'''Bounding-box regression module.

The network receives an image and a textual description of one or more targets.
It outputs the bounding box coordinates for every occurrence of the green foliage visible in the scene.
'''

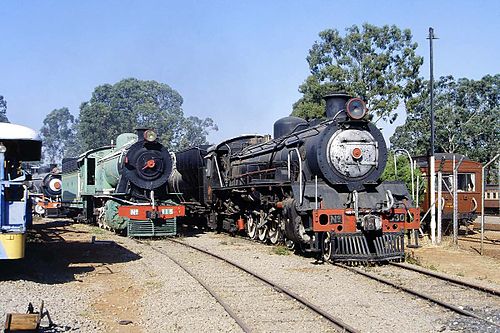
[292,23,423,121]
[64,118,81,158]
[0,95,9,123]
[39,107,78,164]
[77,78,217,152]
[177,116,218,150]
[391,74,500,164]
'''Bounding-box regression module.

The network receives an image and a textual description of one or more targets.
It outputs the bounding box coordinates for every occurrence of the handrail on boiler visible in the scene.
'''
[287,148,303,205]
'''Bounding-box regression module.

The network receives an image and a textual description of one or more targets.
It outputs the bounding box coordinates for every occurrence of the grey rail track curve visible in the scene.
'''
[133,239,252,332]
[389,261,500,297]
[335,264,500,329]
[136,238,360,333]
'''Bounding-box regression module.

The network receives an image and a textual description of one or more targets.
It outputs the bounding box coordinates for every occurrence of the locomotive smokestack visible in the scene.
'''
[135,128,146,141]
[323,93,350,118]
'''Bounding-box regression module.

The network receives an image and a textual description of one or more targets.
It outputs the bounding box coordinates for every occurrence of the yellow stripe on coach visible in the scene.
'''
[0,233,26,259]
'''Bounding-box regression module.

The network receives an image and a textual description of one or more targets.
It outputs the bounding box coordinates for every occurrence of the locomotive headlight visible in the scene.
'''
[0,143,6,153]
[49,178,62,192]
[346,98,367,120]
[144,129,157,142]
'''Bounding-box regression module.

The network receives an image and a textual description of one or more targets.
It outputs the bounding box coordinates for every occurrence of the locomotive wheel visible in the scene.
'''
[246,215,258,239]
[268,220,282,245]
[268,227,279,245]
[283,199,310,244]
[257,225,268,242]
[322,232,333,262]
[34,204,45,216]
[285,237,295,250]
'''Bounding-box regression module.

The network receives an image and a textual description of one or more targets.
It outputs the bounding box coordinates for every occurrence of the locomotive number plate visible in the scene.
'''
[161,208,174,215]
[130,209,139,216]
[389,213,406,222]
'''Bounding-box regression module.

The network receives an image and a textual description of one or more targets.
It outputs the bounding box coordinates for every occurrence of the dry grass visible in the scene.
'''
[271,245,291,256]
[405,250,422,266]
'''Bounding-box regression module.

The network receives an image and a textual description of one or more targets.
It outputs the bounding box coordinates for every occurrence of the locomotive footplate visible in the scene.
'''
[329,231,405,263]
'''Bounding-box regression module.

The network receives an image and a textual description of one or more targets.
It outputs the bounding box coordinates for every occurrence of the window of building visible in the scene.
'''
[441,173,476,192]
[442,174,451,191]
[457,173,475,192]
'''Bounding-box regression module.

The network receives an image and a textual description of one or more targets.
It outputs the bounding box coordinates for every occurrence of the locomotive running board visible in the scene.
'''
[330,232,405,263]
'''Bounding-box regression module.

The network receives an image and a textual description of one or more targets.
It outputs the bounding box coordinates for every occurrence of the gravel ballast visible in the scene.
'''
[2,220,499,332]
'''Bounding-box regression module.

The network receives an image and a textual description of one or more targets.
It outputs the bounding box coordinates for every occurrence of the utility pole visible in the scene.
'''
[453,155,465,245]
[437,170,442,244]
[428,27,438,245]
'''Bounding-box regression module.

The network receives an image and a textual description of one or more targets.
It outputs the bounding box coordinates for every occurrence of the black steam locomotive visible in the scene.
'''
[61,129,185,237]
[170,93,420,262]
[30,165,63,217]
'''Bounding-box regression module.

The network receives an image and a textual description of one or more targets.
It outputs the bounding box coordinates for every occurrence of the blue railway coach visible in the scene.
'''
[0,123,41,259]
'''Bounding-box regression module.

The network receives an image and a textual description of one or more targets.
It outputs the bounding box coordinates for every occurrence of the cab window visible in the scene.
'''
[457,173,475,192]
[442,173,475,192]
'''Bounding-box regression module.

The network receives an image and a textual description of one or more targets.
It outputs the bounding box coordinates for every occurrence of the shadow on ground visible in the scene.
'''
[0,220,141,284]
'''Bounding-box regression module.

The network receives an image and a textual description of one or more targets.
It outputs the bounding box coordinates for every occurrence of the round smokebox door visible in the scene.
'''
[327,129,378,178]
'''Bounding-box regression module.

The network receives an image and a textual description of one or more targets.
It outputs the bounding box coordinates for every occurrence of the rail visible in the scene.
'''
[160,238,360,333]
[133,239,251,332]
[335,264,500,328]
[389,262,500,296]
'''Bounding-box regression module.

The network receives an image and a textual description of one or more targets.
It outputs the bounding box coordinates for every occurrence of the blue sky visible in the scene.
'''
[0,0,498,145]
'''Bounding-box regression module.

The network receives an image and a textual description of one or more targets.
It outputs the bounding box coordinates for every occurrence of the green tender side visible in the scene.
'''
[61,170,80,205]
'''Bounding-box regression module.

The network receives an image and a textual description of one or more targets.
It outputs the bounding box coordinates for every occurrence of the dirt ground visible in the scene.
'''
[60,223,145,333]
[410,230,500,285]
[11,219,145,332]
[4,218,499,332]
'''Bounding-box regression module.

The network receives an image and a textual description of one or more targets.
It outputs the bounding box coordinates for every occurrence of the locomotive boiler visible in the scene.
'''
[62,129,185,236]
[170,93,420,262]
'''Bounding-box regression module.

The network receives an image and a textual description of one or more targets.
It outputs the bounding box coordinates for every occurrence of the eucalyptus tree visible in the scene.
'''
[391,74,500,163]
[78,78,217,151]
[39,107,78,164]
[292,23,423,122]
[0,95,9,123]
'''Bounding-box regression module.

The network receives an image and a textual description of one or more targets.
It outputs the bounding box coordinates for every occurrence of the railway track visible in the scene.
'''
[458,236,500,246]
[389,261,500,296]
[182,229,500,329]
[335,263,500,330]
[135,238,359,333]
